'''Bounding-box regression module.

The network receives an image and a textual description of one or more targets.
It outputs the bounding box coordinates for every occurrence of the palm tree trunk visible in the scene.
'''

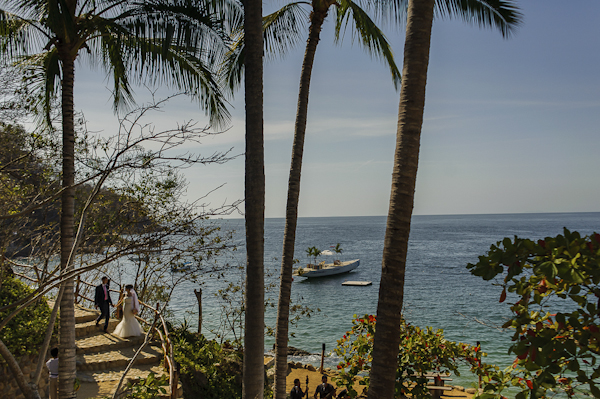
[367,0,434,398]
[58,54,77,399]
[243,0,265,395]
[273,8,329,399]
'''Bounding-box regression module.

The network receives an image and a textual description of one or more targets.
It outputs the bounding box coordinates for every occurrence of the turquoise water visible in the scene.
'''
[168,212,600,390]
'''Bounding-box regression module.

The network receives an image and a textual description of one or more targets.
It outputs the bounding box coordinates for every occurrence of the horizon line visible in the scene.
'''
[216,210,600,220]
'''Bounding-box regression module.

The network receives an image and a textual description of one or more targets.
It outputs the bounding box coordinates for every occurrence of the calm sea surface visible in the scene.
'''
[168,212,600,390]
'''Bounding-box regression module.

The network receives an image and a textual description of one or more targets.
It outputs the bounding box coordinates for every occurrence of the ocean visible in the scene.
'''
[168,212,600,390]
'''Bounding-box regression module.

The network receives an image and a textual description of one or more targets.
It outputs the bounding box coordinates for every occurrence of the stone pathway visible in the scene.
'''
[72,303,181,398]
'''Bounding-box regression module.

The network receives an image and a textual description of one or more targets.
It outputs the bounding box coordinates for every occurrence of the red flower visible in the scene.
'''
[337,365,342,370]
[538,240,546,249]
[526,380,533,390]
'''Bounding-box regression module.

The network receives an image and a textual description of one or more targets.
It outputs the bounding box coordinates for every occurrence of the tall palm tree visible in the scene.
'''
[222,3,399,397]
[0,1,231,397]
[242,0,265,395]
[268,2,401,397]
[367,1,521,398]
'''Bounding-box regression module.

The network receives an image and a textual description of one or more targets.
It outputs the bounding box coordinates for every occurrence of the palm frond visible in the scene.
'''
[359,0,408,28]
[3,0,233,126]
[119,37,230,128]
[435,0,522,37]
[14,50,61,129]
[221,36,245,95]
[122,0,231,52]
[220,1,308,95]
[335,0,401,89]
[263,2,309,60]
[98,28,137,112]
[0,10,50,58]
[2,0,49,20]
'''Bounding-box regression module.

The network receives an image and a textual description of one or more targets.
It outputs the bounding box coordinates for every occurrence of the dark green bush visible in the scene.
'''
[171,325,242,399]
[0,276,53,357]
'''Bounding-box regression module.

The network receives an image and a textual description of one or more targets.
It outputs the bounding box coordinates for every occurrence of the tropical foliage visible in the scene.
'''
[0,0,233,126]
[122,372,168,399]
[0,275,54,357]
[306,246,321,265]
[171,326,243,399]
[468,229,600,398]
[334,314,483,398]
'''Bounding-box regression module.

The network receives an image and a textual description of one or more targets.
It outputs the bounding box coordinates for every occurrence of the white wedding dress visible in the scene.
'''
[113,297,142,338]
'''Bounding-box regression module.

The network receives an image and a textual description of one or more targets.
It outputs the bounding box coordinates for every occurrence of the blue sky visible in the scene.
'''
[75,1,600,218]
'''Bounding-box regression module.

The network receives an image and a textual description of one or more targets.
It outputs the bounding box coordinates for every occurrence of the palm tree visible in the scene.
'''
[367,1,521,398]
[0,1,231,397]
[242,0,265,395]
[271,1,401,397]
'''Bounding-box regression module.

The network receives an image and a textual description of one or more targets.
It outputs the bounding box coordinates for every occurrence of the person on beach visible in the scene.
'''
[113,284,142,338]
[291,378,307,399]
[46,347,58,399]
[314,375,335,399]
[94,276,113,333]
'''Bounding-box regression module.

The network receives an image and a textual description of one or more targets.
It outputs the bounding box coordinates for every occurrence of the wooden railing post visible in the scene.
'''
[171,362,179,399]
[194,288,202,334]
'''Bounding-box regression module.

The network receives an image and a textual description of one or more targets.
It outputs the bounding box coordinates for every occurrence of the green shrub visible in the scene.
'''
[334,314,483,398]
[0,276,53,357]
[124,372,168,399]
[171,324,242,399]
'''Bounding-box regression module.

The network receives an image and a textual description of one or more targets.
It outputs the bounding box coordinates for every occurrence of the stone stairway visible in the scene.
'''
[73,304,182,398]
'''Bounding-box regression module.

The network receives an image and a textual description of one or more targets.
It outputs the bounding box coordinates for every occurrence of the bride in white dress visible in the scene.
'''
[113,285,142,338]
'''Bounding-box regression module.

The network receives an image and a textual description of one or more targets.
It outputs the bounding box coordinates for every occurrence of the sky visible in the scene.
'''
[73,1,600,218]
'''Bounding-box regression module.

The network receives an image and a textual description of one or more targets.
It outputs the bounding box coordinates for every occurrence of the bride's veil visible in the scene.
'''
[130,288,140,313]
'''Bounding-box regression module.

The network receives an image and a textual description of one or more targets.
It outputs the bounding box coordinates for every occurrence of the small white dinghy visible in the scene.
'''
[293,259,360,278]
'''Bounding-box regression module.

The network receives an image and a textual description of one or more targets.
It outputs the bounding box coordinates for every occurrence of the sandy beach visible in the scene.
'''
[282,362,476,399]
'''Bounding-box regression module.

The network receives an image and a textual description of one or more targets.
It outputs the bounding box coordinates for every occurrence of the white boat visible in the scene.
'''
[293,259,360,278]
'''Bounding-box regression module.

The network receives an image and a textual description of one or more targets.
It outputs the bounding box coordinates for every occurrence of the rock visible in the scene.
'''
[288,361,296,369]
[288,346,312,356]
[307,365,316,372]
[295,362,303,369]
[465,388,477,394]
[454,385,465,392]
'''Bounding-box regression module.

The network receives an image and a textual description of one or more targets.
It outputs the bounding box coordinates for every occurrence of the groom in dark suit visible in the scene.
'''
[95,276,113,332]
